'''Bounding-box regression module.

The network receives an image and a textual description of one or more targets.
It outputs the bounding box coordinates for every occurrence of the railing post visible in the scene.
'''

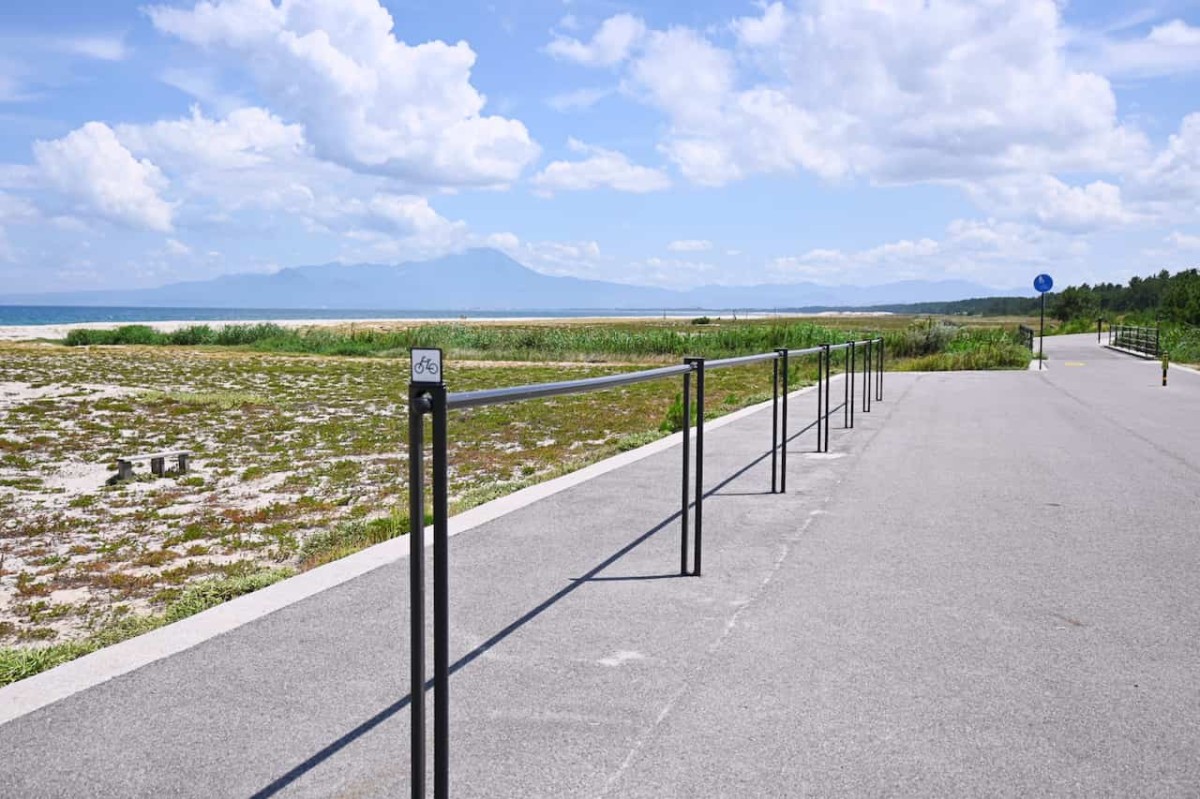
[849,341,856,429]
[777,349,789,493]
[408,346,444,799]
[876,338,884,402]
[407,383,430,799]
[822,344,831,452]
[680,367,691,576]
[862,339,871,413]
[771,356,779,493]
[430,383,450,799]
[815,346,824,452]
[684,357,705,576]
[844,343,854,429]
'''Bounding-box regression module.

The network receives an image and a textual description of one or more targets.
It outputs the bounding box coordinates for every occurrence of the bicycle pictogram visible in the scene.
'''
[414,355,440,377]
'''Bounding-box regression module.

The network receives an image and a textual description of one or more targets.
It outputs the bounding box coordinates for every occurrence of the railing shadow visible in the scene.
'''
[250,395,852,797]
[249,509,683,798]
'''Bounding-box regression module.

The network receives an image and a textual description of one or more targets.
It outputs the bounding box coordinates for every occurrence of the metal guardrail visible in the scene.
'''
[1018,325,1035,351]
[1108,324,1160,357]
[406,338,884,798]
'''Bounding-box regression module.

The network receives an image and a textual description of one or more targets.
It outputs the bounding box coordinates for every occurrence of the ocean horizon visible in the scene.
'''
[0,304,756,327]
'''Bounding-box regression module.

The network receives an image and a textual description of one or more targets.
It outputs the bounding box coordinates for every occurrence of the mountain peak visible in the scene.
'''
[0,248,1020,310]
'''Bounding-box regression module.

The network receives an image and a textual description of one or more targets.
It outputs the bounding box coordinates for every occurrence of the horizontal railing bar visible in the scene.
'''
[447,363,692,410]
[704,352,781,370]
[785,345,825,357]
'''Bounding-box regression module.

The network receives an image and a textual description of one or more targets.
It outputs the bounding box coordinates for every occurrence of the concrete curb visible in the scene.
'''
[1171,361,1200,377]
[0,376,838,725]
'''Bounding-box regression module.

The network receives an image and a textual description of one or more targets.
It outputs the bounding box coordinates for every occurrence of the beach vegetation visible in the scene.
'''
[0,567,294,686]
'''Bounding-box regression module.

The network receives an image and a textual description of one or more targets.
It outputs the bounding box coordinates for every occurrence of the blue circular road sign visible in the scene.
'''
[1034,273,1053,293]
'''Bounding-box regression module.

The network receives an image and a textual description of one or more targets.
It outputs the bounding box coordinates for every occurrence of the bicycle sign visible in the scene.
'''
[410,348,443,384]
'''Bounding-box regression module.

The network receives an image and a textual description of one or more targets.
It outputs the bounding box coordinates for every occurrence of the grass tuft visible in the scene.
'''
[139,390,270,410]
[0,568,294,687]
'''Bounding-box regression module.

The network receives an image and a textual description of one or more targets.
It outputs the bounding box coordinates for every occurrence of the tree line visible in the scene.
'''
[861,268,1200,325]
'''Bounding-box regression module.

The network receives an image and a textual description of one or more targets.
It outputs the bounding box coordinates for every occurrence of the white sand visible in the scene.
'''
[0,310,895,342]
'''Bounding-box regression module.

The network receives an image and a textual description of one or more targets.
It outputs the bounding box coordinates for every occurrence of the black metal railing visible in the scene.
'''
[1018,324,1035,351]
[1108,324,1159,357]
[406,338,884,798]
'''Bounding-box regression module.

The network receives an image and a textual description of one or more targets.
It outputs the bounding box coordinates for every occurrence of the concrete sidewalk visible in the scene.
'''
[0,375,874,798]
[3,337,1199,798]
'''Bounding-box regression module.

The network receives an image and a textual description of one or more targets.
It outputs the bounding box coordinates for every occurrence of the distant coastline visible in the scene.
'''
[0,304,711,327]
[0,304,894,342]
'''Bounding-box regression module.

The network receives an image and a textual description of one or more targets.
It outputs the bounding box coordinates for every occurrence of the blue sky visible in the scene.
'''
[1,0,1199,294]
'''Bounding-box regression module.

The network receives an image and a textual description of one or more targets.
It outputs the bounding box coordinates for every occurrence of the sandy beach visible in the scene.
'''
[0,316,628,341]
[0,310,895,342]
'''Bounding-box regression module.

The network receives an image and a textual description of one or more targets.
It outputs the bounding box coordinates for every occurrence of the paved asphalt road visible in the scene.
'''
[1,334,1197,797]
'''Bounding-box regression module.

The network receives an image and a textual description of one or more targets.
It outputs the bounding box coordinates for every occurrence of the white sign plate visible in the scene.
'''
[411,348,443,383]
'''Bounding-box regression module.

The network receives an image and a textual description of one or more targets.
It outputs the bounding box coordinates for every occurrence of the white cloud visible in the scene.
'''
[667,239,712,252]
[626,24,844,185]
[546,86,612,112]
[731,2,788,48]
[532,138,670,194]
[769,219,1087,287]
[967,175,1135,232]
[118,106,305,172]
[572,1,1146,191]
[364,194,466,241]
[147,0,539,187]
[54,35,129,62]
[863,238,940,261]
[165,238,192,256]
[159,67,246,115]
[1166,232,1200,251]
[0,190,38,224]
[333,197,471,263]
[0,34,130,102]
[33,122,174,232]
[546,13,645,66]
[1074,19,1200,78]
[1134,113,1200,215]
[635,256,719,287]
[484,231,520,250]
[488,234,606,278]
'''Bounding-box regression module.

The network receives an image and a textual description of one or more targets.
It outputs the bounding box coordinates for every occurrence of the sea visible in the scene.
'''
[0,305,734,327]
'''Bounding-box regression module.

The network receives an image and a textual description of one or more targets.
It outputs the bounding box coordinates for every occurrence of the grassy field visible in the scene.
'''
[0,314,1031,683]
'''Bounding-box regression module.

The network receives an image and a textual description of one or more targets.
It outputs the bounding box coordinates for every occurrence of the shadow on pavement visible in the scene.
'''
[249,418,820,796]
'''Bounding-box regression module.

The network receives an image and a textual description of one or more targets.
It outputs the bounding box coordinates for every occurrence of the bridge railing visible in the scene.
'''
[1018,324,1035,351]
[405,338,884,798]
[1109,324,1160,357]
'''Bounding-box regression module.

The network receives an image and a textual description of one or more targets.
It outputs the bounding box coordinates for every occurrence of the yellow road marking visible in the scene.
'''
[1065,361,1086,367]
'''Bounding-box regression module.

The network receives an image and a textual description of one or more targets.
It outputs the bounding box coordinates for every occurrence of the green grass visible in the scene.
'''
[0,568,294,686]
[138,390,270,410]
[62,317,1038,372]
[1162,325,1200,364]
[67,320,855,359]
[297,514,413,570]
[897,343,1032,371]
[615,430,668,451]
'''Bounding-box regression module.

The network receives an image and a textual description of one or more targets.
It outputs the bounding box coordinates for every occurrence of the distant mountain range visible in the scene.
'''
[1,249,1026,310]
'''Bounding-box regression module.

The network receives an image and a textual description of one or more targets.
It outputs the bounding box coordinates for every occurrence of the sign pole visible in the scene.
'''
[1033,274,1053,370]
[1039,292,1044,370]
[408,347,444,799]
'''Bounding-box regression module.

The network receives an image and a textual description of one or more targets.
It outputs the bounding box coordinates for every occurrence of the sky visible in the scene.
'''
[1,0,1199,295]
